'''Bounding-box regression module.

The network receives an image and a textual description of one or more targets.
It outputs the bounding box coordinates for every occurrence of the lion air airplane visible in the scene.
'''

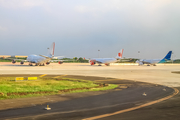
[12,42,63,66]
[89,49,124,66]
[136,51,172,66]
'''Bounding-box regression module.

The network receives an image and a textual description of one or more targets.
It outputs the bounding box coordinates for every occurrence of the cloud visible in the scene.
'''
[0,25,7,31]
[0,0,44,9]
[0,0,180,58]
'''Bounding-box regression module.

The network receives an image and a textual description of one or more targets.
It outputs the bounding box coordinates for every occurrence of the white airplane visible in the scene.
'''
[12,42,63,66]
[89,49,124,66]
[136,51,172,66]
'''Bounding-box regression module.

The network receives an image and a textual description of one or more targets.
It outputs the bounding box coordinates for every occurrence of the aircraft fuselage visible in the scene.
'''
[27,55,51,65]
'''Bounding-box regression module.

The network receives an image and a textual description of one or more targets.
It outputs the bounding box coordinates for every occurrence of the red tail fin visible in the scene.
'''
[118,49,124,58]
[116,49,124,59]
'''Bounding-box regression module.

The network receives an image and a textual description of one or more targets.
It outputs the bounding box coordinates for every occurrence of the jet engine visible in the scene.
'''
[12,60,16,64]
[89,60,95,65]
[136,60,143,65]
[20,61,24,65]
[58,61,63,64]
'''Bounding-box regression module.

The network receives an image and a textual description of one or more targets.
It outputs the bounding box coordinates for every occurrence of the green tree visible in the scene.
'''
[74,57,78,60]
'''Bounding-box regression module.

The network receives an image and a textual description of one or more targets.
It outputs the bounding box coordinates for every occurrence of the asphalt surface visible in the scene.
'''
[100,87,180,120]
[0,75,177,120]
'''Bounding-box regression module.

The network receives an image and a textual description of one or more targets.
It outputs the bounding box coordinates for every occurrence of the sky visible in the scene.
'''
[0,0,180,59]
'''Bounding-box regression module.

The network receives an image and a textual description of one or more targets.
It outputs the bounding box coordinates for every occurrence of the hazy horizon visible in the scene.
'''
[0,0,179,59]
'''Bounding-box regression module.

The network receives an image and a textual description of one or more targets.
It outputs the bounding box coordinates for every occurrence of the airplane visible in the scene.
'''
[136,51,172,66]
[12,42,63,66]
[89,49,124,66]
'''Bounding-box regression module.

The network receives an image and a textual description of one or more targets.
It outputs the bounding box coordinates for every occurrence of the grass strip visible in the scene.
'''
[0,77,118,99]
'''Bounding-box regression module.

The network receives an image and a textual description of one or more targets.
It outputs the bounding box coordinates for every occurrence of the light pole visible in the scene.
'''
[138,51,140,60]
[172,52,174,64]
[47,48,49,55]
[98,50,100,58]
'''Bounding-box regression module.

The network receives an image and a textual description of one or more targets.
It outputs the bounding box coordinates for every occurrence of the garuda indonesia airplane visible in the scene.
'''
[136,51,172,66]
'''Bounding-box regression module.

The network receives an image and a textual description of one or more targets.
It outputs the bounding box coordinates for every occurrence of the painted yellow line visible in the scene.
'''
[54,74,67,78]
[95,79,122,82]
[28,77,37,80]
[83,88,179,120]
[39,74,47,77]
[15,77,25,81]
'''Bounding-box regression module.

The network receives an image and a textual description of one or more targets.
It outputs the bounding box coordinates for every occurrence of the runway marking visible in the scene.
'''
[39,74,47,77]
[95,79,121,82]
[83,88,179,120]
[54,74,67,78]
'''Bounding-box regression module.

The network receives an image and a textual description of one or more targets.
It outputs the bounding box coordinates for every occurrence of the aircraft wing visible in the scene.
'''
[141,61,150,64]
[50,60,76,63]
[15,59,27,62]
[94,59,103,64]
[39,55,51,59]
[2,57,27,62]
[52,56,65,59]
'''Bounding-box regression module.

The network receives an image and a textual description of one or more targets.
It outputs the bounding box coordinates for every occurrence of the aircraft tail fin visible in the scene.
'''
[163,51,172,60]
[159,51,172,63]
[116,49,124,59]
[48,42,55,57]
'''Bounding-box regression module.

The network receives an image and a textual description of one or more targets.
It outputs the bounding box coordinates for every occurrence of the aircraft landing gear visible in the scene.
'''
[35,63,39,66]
[29,63,33,66]
[39,63,45,66]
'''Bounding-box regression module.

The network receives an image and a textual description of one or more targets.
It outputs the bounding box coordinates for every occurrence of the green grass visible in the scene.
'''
[69,84,118,93]
[0,59,12,62]
[0,77,118,99]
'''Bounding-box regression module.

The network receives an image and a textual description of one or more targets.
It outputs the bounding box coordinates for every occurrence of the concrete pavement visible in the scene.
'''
[0,63,180,87]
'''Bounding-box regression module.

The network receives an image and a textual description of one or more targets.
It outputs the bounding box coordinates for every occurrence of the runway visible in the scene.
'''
[0,63,180,120]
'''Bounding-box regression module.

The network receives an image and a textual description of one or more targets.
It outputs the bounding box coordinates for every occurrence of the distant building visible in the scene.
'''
[0,55,27,58]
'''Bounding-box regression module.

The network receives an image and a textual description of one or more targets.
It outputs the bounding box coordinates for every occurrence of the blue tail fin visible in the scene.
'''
[163,51,172,60]
[159,51,172,63]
